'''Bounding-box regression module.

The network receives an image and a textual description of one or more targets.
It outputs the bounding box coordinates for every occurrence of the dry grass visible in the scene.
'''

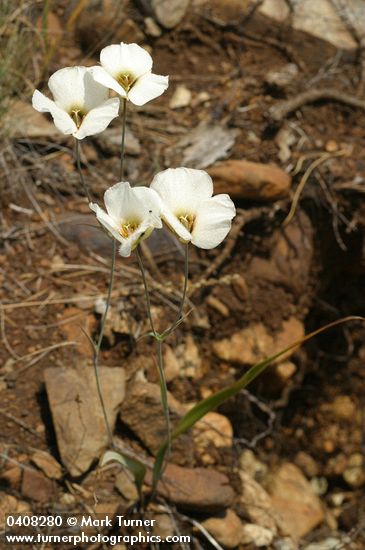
[0,0,45,126]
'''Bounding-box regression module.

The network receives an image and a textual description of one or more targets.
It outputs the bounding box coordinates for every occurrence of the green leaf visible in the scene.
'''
[101,450,146,497]
[152,316,364,490]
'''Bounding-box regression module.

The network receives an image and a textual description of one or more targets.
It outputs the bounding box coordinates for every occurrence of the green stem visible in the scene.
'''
[93,238,117,445]
[136,247,171,488]
[136,248,157,336]
[75,139,92,203]
[161,243,189,338]
[120,98,127,181]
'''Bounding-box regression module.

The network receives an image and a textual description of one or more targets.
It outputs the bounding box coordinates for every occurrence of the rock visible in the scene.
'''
[265,63,299,89]
[93,127,141,156]
[274,361,297,383]
[303,538,347,550]
[169,86,192,109]
[273,538,299,550]
[294,452,319,478]
[166,121,239,169]
[115,470,139,502]
[0,464,22,489]
[208,160,291,201]
[266,463,325,539]
[163,345,180,382]
[4,101,59,139]
[343,453,365,487]
[239,471,279,532]
[241,523,275,547]
[152,513,175,538]
[193,412,233,450]
[22,468,55,503]
[213,317,304,366]
[259,0,290,22]
[45,365,125,476]
[31,450,63,480]
[59,307,96,357]
[240,450,268,481]
[151,463,235,512]
[175,334,202,378]
[275,125,297,163]
[144,17,162,37]
[119,376,192,459]
[321,395,357,421]
[0,494,31,528]
[151,0,189,28]
[291,0,357,51]
[202,509,243,548]
[246,211,314,298]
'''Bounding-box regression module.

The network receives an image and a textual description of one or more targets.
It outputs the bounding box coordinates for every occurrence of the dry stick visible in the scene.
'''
[268,89,365,122]
[283,150,347,226]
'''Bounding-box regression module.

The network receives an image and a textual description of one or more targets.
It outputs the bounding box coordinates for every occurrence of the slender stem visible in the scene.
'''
[162,243,189,338]
[136,247,172,488]
[75,139,92,203]
[136,248,157,336]
[92,238,117,445]
[120,98,127,181]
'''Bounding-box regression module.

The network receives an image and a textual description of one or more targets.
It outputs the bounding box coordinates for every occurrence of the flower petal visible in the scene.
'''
[191,195,236,249]
[100,43,153,79]
[90,66,127,97]
[104,182,162,226]
[128,72,169,106]
[32,90,77,135]
[160,206,192,243]
[48,67,89,112]
[75,98,120,139]
[89,202,122,242]
[150,167,213,214]
[83,69,110,111]
[118,217,156,257]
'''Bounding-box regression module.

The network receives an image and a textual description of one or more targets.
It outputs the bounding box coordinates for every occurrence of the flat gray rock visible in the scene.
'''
[45,365,125,476]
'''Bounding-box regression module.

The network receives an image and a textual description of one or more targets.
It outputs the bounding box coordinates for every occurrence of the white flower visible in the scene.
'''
[32,66,120,139]
[90,182,163,257]
[90,42,168,106]
[150,168,236,249]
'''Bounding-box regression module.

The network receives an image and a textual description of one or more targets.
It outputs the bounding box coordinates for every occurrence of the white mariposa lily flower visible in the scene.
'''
[90,181,163,257]
[32,66,120,139]
[90,42,168,106]
[150,167,236,249]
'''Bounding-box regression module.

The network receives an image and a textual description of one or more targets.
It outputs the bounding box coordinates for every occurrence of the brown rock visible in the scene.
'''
[163,345,180,382]
[0,494,31,529]
[175,334,202,378]
[119,376,192,462]
[4,101,59,139]
[59,307,96,357]
[115,470,139,502]
[239,471,279,532]
[31,450,63,480]
[0,465,22,489]
[266,462,325,539]
[213,317,304,365]
[45,365,125,476]
[241,523,275,547]
[202,509,243,548]
[152,0,189,28]
[193,412,233,450]
[208,160,291,201]
[294,452,319,478]
[22,469,55,503]
[151,463,235,512]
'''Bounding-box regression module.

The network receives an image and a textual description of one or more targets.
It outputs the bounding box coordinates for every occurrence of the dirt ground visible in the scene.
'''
[1,1,365,549]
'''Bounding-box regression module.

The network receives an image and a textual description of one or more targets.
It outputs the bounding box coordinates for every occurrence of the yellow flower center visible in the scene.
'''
[178,213,195,232]
[70,108,86,128]
[119,221,139,238]
[117,72,137,92]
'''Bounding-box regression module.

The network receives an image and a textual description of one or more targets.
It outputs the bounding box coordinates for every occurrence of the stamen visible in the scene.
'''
[70,108,85,128]
[178,213,194,232]
[117,73,136,92]
[120,222,138,238]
